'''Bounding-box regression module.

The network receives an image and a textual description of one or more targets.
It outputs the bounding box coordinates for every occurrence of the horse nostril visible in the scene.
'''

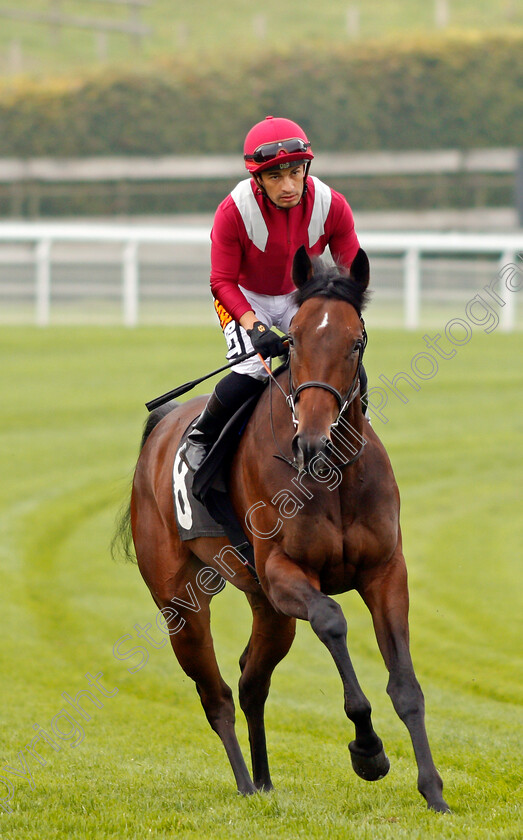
[292,433,331,473]
[291,433,303,469]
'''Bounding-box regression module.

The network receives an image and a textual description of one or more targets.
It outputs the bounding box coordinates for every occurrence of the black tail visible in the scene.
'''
[111,401,179,563]
[139,400,179,451]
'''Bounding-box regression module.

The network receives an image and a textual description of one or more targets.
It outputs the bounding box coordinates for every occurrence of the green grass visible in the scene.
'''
[0,325,522,839]
[0,0,521,78]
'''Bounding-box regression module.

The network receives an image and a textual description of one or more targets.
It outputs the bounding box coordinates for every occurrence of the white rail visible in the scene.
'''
[0,223,520,329]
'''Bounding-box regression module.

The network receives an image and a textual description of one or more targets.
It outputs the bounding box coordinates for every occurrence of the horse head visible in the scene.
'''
[288,245,370,472]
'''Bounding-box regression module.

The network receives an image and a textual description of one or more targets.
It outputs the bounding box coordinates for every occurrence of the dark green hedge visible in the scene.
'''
[0,172,513,217]
[0,32,521,156]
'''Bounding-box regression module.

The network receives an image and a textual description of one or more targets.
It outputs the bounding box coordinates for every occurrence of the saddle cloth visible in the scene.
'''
[171,394,263,580]
[172,420,227,542]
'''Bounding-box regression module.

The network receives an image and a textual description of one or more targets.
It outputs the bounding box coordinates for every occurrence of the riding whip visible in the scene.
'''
[145,349,260,411]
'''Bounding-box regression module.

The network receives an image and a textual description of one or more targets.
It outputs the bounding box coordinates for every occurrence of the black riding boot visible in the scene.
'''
[182,372,265,472]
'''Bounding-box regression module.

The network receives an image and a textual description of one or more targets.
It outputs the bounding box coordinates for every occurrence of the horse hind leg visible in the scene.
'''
[360,553,450,812]
[238,592,296,791]
[135,523,255,795]
[161,591,256,795]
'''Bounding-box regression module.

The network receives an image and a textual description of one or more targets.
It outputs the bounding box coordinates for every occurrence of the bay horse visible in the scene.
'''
[122,246,449,812]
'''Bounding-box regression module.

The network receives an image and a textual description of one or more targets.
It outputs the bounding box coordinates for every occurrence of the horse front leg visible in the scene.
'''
[263,548,390,783]
[238,591,296,791]
[360,550,450,812]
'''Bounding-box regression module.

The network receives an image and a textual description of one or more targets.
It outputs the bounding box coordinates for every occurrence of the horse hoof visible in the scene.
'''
[237,782,258,796]
[428,799,451,814]
[255,780,274,793]
[349,742,390,781]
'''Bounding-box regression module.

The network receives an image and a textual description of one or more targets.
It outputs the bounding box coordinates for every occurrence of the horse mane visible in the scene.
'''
[294,257,369,315]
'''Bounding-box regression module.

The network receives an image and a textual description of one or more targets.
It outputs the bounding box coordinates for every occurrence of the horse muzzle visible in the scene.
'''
[291,431,332,474]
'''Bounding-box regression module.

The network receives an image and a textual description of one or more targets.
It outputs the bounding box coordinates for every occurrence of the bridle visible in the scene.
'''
[265,319,368,471]
[287,324,367,431]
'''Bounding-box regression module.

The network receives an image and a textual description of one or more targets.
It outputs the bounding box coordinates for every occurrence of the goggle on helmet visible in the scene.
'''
[244,116,314,175]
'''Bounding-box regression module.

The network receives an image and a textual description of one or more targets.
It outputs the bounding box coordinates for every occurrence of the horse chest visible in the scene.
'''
[281,511,343,566]
[341,506,399,570]
[340,464,400,560]
[277,481,398,579]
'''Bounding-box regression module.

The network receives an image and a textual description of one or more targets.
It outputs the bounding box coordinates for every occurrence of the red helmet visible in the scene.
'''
[244,115,314,175]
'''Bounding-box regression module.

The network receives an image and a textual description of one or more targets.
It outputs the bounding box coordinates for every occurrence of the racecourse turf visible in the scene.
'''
[0,325,521,840]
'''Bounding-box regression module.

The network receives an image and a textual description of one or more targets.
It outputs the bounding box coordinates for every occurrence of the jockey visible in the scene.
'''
[182,115,368,472]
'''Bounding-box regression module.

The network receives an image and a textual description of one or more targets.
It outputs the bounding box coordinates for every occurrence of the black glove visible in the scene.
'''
[247,321,286,358]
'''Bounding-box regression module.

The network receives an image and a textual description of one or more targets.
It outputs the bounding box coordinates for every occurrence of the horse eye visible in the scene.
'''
[287,335,295,347]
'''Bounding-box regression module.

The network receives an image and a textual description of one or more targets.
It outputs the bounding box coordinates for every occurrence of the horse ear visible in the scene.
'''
[349,248,370,289]
[292,245,313,289]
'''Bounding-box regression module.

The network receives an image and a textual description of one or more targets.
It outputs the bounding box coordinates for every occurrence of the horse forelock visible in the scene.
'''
[294,258,369,315]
